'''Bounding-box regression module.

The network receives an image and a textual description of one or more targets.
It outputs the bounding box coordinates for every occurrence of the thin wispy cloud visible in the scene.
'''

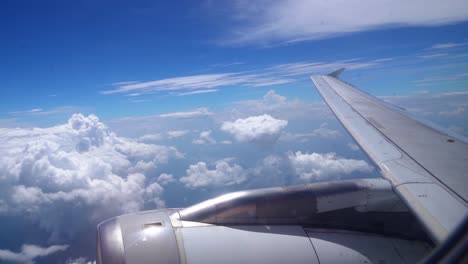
[8,106,79,116]
[437,91,468,97]
[214,0,468,46]
[373,58,395,62]
[418,53,449,59]
[108,81,140,86]
[428,42,468,49]
[129,99,150,103]
[159,107,214,118]
[102,59,381,96]
[176,89,219,96]
[9,108,44,114]
[267,60,379,76]
[210,62,245,68]
[414,72,468,84]
[101,72,294,95]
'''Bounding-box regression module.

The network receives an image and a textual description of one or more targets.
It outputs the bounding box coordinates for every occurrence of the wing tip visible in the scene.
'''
[327,68,346,78]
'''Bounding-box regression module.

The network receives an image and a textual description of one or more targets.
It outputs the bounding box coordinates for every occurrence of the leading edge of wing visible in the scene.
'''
[310,72,468,244]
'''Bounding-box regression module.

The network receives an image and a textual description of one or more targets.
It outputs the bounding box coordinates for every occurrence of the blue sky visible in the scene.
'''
[2,0,468,124]
[0,1,468,263]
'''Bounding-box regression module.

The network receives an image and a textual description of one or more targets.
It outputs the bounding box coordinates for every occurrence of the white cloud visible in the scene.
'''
[159,108,214,118]
[180,160,246,188]
[157,173,175,185]
[288,151,373,181]
[429,42,468,49]
[10,108,43,114]
[101,72,293,95]
[129,99,150,103]
[0,244,68,264]
[108,81,139,86]
[0,114,182,240]
[418,53,448,59]
[167,130,190,139]
[266,60,378,76]
[176,89,219,96]
[192,130,216,144]
[101,59,383,97]
[230,89,333,122]
[8,106,79,116]
[221,114,288,143]
[436,91,468,97]
[218,0,468,45]
[413,72,468,85]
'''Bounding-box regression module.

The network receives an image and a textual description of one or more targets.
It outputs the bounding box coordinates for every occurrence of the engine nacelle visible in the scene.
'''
[97,179,432,264]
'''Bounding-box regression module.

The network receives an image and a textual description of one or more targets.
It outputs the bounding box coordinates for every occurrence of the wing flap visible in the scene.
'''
[311,74,468,244]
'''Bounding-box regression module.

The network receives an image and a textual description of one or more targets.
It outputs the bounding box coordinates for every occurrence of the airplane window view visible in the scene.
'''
[1,1,467,263]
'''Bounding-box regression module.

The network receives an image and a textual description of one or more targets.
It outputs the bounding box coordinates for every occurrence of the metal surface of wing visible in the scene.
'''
[311,72,468,244]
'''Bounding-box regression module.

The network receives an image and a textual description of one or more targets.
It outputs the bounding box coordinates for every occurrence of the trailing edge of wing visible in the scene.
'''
[310,73,468,244]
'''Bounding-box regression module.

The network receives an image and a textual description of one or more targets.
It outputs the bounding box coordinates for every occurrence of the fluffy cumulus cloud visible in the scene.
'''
[229,90,332,123]
[221,114,288,144]
[288,152,373,181]
[180,160,246,188]
[157,173,175,185]
[0,244,69,264]
[0,114,182,241]
[219,0,468,45]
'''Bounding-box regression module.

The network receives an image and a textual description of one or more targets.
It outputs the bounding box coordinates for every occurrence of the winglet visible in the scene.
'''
[327,68,345,78]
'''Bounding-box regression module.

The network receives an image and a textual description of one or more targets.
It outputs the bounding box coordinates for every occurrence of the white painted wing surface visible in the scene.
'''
[311,73,468,244]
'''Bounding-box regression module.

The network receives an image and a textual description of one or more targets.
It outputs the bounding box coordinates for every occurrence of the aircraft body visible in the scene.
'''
[97,70,468,264]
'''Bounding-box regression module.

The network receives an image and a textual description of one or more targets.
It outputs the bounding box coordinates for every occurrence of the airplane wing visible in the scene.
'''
[96,70,468,264]
[311,69,468,244]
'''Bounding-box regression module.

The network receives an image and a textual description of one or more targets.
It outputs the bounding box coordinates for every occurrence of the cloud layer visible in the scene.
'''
[0,114,182,241]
